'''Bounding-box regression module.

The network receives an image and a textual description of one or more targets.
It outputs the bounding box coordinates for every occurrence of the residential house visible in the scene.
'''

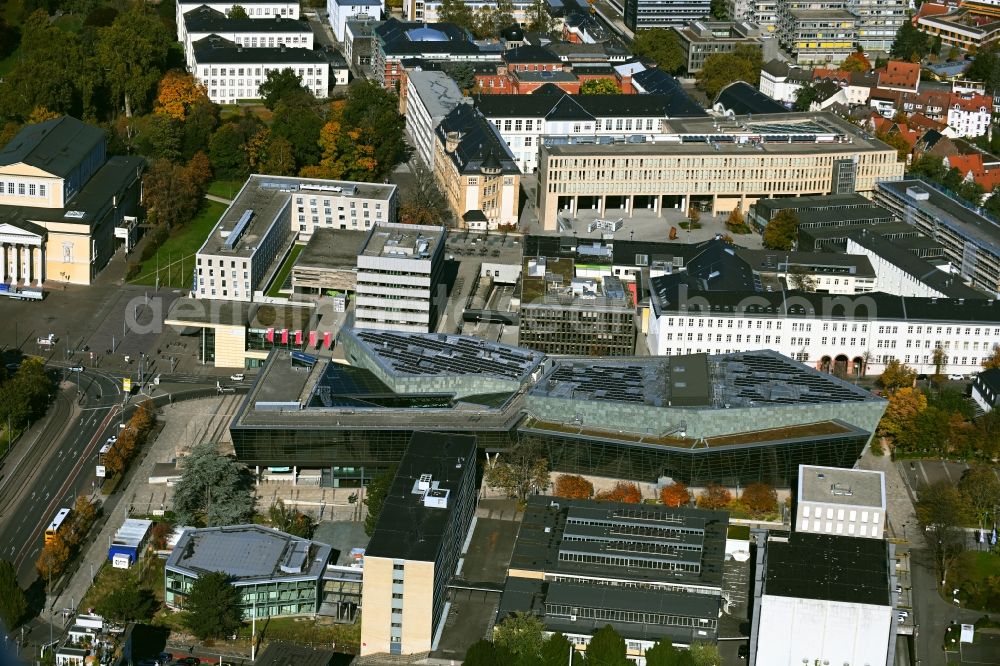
[876,60,920,94]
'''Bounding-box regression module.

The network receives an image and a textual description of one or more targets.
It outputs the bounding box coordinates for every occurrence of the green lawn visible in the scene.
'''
[264,244,303,298]
[130,200,226,287]
[950,550,1000,611]
[237,615,360,651]
[206,179,244,200]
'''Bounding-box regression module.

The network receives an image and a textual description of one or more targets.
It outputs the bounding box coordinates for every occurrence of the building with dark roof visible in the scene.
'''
[181,5,313,68]
[846,229,986,299]
[475,87,705,172]
[190,35,336,104]
[253,641,337,666]
[972,367,1000,413]
[750,532,896,666]
[499,496,728,653]
[735,247,876,295]
[290,227,368,297]
[647,281,1000,377]
[360,432,478,656]
[164,524,333,618]
[875,179,1000,298]
[372,18,500,89]
[748,192,895,240]
[673,19,766,73]
[432,104,521,229]
[175,0,301,42]
[0,116,144,286]
[518,256,636,355]
[623,0,711,31]
[231,340,883,488]
[327,0,382,42]
[713,80,789,116]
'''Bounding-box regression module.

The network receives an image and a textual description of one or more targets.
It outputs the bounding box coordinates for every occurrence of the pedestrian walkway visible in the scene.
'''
[204,193,232,205]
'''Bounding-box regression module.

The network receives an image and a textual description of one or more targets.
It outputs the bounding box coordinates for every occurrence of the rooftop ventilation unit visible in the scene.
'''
[224,210,254,250]
[417,473,432,492]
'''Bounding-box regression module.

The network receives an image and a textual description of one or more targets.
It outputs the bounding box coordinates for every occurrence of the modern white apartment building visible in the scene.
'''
[796,465,887,539]
[750,533,896,666]
[646,283,1000,376]
[182,5,314,69]
[536,112,905,229]
[851,0,907,52]
[327,0,383,42]
[191,35,331,104]
[405,71,471,170]
[194,175,397,302]
[475,91,704,174]
[354,222,446,332]
[176,0,300,41]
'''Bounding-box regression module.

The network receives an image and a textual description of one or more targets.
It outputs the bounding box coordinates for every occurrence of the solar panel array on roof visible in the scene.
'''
[541,362,652,403]
[718,352,869,406]
[355,330,542,380]
[224,210,253,250]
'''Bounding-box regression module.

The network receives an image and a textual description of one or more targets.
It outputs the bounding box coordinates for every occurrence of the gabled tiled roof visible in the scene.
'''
[877,61,920,90]
[436,104,520,176]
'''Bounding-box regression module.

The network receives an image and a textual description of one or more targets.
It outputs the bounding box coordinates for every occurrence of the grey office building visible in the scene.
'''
[624,0,713,31]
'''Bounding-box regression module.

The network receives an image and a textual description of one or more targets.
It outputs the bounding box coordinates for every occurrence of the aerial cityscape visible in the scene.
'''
[1,0,1000,665]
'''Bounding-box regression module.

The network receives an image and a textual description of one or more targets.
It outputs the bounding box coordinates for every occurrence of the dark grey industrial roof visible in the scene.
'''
[436,104,519,175]
[878,179,1000,253]
[475,88,697,119]
[184,5,312,34]
[715,80,789,115]
[848,229,985,298]
[503,44,560,63]
[296,228,367,270]
[754,192,879,215]
[166,525,332,583]
[365,432,477,561]
[509,496,729,587]
[977,368,1000,394]
[764,532,890,606]
[347,329,545,382]
[253,642,336,666]
[618,69,706,116]
[0,116,105,179]
[736,248,876,278]
[375,18,483,56]
[650,283,1000,324]
[192,34,329,64]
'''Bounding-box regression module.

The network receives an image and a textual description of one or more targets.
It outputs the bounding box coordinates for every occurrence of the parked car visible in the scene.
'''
[948,373,965,381]
[68,365,85,372]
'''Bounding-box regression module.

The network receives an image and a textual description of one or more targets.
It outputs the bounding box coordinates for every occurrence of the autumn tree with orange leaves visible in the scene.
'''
[156,71,209,121]
[659,482,691,507]
[596,481,642,504]
[697,483,732,509]
[299,81,409,182]
[554,474,594,499]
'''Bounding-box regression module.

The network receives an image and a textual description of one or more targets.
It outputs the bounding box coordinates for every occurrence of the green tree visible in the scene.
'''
[794,84,818,111]
[271,90,324,170]
[363,465,397,536]
[688,642,722,666]
[444,62,477,94]
[182,571,243,640]
[697,44,762,98]
[840,51,872,72]
[877,386,927,440]
[464,640,512,666]
[958,178,985,205]
[967,48,1000,94]
[585,625,629,666]
[0,560,28,630]
[399,161,451,226]
[226,4,249,18]
[493,612,546,661]
[95,575,156,624]
[134,112,183,162]
[541,633,576,666]
[958,465,1000,529]
[439,0,476,33]
[484,440,549,503]
[268,499,316,538]
[261,135,297,176]
[525,0,554,34]
[915,481,969,584]
[96,5,171,117]
[473,0,515,38]
[182,97,220,159]
[910,153,947,181]
[643,639,679,666]
[891,20,930,62]
[580,78,620,95]
[710,0,728,19]
[631,28,686,74]
[141,159,202,229]
[172,441,256,527]
[209,123,251,180]
[985,188,1000,219]
[258,67,307,110]
[762,209,798,250]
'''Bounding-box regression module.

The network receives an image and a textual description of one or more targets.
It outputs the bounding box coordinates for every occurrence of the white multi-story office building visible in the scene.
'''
[850,0,907,52]
[646,283,1000,376]
[182,5,314,69]
[623,0,714,30]
[191,35,331,104]
[401,0,533,23]
[405,71,471,171]
[327,0,383,42]
[750,533,896,666]
[355,222,446,332]
[194,175,397,302]
[176,0,300,41]
[796,465,887,539]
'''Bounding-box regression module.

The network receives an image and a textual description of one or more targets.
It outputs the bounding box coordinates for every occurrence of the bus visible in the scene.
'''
[44,508,72,545]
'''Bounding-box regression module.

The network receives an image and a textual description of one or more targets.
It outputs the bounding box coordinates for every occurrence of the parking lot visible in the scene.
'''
[901,459,1000,492]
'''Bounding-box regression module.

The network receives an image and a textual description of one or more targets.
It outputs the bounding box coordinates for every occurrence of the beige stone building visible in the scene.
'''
[0,116,144,286]
[536,112,904,231]
[432,104,521,231]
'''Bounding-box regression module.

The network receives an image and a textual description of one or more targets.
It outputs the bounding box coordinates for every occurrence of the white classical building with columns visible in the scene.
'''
[0,116,145,287]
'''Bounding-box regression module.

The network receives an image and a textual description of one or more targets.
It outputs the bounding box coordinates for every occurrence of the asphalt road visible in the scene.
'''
[0,366,123,587]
